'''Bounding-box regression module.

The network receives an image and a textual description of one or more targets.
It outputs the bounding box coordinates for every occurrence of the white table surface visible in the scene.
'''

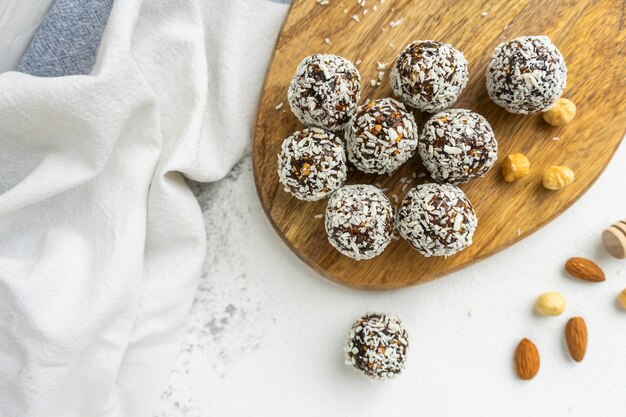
[156,142,626,417]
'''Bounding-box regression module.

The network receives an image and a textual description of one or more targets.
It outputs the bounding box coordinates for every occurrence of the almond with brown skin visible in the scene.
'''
[514,338,540,380]
[565,317,588,362]
[565,257,605,282]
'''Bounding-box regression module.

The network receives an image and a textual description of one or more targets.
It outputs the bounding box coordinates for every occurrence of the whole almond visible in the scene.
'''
[514,338,540,380]
[565,257,605,282]
[565,317,588,362]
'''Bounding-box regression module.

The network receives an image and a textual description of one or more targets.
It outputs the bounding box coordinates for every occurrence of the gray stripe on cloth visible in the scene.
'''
[17,0,114,77]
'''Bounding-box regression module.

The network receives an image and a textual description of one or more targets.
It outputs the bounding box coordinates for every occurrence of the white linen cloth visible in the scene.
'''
[0,1,288,416]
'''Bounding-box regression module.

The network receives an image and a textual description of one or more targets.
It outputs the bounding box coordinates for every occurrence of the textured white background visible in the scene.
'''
[2,2,624,417]
[157,147,626,417]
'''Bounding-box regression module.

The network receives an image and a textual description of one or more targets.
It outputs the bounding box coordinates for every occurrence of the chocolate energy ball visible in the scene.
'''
[419,109,498,184]
[396,183,477,257]
[288,54,361,131]
[390,40,468,113]
[344,313,409,380]
[486,35,567,114]
[345,98,418,175]
[325,185,394,260]
[277,128,347,201]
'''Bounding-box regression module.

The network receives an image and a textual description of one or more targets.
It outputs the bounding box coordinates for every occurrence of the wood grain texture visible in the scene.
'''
[253,0,625,290]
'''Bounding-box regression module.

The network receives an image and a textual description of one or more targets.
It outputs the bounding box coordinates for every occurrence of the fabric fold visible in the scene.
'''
[0,0,289,416]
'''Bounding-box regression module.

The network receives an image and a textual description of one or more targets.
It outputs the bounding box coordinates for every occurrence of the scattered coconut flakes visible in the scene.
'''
[552,136,560,141]
[373,5,378,11]
[324,37,332,45]
[316,0,330,5]
[481,11,488,16]
[389,19,403,28]
[517,228,522,236]
[377,62,387,70]
[377,71,385,81]
[314,213,324,219]
[344,8,348,13]
[355,59,363,65]
[275,102,284,110]
[388,43,395,48]
[352,14,361,22]
[363,8,368,15]
[369,79,377,87]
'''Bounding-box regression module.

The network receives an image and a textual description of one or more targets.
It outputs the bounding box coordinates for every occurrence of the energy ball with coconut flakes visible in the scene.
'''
[390,40,468,113]
[486,35,567,114]
[344,313,409,380]
[419,109,498,184]
[325,185,394,260]
[396,183,477,257]
[346,98,418,175]
[277,128,347,201]
[288,54,361,131]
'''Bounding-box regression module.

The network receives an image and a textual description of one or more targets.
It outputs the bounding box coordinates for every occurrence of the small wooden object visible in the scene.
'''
[602,220,626,259]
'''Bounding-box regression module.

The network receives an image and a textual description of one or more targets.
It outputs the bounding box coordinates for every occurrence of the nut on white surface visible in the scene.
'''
[619,289,626,309]
[535,291,566,316]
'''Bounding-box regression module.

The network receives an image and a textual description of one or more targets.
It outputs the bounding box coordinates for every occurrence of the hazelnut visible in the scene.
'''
[619,289,626,309]
[543,98,576,126]
[543,166,575,190]
[501,153,530,182]
[535,292,566,316]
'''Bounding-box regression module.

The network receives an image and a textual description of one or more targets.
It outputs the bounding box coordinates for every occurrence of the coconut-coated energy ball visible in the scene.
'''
[277,128,347,201]
[390,40,468,113]
[419,109,498,184]
[396,183,477,257]
[344,313,409,380]
[288,54,361,131]
[345,98,418,175]
[325,185,394,260]
[486,35,567,114]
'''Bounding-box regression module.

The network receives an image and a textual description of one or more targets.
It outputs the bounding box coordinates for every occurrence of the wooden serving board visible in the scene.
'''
[253,0,625,290]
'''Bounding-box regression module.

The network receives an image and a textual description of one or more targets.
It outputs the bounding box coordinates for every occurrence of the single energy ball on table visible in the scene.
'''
[344,313,409,380]
[288,54,361,131]
[325,185,394,260]
[390,40,468,113]
[277,128,347,201]
[396,183,477,257]
[486,35,567,114]
[345,97,418,174]
[419,109,498,184]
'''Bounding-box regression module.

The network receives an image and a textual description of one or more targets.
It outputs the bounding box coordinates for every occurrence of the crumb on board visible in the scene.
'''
[355,59,363,65]
[517,228,522,236]
[389,19,403,28]
[275,102,284,110]
[370,79,377,87]
[314,213,324,219]
[481,11,488,17]
[352,14,360,22]
[324,37,332,45]
[316,0,330,5]
[552,136,560,141]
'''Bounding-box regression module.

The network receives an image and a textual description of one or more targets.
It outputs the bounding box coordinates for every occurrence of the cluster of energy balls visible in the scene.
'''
[277,36,567,380]
[277,36,567,265]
